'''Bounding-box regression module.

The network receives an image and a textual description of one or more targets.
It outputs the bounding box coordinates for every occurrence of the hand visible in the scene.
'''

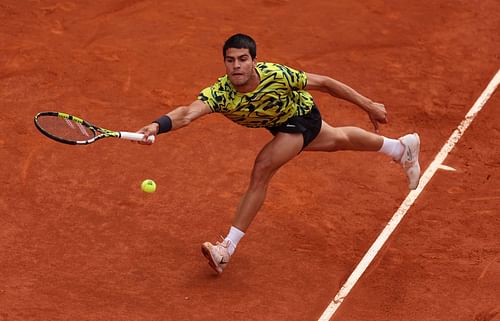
[136,123,159,145]
[365,102,387,132]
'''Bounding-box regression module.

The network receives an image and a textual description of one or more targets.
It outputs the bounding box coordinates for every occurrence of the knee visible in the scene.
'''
[250,157,275,188]
[329,129,349,151]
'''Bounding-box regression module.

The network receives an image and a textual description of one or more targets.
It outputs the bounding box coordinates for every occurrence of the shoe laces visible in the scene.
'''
[213,237,232,261]
[215,236,231,249]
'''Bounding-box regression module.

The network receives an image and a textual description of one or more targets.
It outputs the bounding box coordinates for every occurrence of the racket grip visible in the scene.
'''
[119,131,155,143]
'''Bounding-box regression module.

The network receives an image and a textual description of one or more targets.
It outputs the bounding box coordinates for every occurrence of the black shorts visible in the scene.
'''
[266,105,322,149]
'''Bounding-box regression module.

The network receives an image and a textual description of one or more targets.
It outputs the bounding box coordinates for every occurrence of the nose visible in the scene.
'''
[233,60,241,69]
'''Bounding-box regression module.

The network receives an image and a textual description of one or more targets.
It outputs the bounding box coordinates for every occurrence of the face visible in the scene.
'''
[224,48,256,87]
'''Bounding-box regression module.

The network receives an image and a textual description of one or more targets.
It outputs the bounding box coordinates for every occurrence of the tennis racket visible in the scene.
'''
[34,111,155,145]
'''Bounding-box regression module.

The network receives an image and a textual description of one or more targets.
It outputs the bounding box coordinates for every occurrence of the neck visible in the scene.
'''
[234,68,260,93]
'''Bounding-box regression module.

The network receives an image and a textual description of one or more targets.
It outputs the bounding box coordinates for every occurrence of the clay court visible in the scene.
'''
[1,1,499,320]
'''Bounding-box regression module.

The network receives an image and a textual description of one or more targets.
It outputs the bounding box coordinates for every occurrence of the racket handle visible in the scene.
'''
[119,131,155,143]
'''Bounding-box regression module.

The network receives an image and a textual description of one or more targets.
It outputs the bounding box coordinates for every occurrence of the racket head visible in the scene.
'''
[34,112,117,145]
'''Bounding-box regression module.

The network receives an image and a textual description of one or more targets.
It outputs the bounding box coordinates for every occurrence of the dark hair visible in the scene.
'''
[223,33,256,59]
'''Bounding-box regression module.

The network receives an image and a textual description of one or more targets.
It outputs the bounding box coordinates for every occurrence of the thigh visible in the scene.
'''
[255,132,303,171]
[303,121,343,152]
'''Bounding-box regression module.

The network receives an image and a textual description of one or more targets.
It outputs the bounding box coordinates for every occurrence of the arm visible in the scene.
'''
[305,72,387,131]
[137,100,212,143]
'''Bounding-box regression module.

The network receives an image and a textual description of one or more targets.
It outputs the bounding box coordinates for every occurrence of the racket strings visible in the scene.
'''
[37,116,96,141]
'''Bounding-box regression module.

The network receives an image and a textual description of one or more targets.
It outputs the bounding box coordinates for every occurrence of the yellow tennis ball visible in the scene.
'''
[141,179,156,193]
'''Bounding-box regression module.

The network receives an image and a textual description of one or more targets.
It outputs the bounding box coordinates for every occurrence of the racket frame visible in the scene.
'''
[34,111,153,145]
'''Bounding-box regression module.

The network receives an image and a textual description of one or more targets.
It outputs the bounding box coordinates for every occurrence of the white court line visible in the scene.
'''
[318,68,500,321]
[438,164,457,171]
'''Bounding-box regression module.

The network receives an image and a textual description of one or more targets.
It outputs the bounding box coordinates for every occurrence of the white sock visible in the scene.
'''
[378,137,404,161]
[224,226,245,256]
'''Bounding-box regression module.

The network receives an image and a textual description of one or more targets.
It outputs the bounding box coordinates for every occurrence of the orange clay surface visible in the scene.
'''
[1,1,499,320]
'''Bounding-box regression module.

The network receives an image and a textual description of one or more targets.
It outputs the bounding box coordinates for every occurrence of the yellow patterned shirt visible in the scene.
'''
[198,62,315,128]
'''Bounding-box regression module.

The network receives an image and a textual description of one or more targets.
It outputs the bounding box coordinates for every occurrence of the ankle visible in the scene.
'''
[379,137,404,161]
[224,226,245,256]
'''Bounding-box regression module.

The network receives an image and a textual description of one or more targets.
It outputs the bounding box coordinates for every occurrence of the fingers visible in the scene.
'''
[367,102,388,132]
[376,102,387,112]
[136,124,157,145]
[141,133,155,145]
[376,103,388,122]
[370,115,380,133]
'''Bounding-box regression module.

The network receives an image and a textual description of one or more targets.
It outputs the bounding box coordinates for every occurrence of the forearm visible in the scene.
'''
[166,106,195,130]
[151,106,197,134]
[152,100,211,135]
[322,77,372,111]
[137,101,210,142]
[305,72,387,131]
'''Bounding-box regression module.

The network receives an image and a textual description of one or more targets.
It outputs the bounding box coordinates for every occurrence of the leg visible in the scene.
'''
[304,121,384,152]
[233,132,304,231]
[305,121,421,189]
[202,132,303,274]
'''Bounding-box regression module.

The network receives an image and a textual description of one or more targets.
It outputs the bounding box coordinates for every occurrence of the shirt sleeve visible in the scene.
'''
[198,77,230,113]
[279,64,308,91]
[197,86,219,112]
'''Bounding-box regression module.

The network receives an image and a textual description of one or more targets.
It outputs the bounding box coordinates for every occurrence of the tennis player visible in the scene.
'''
[137,33,420,274]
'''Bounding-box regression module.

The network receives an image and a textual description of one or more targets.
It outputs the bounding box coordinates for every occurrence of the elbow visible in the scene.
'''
[306,72,333,92]
[322,76,335,87]
[315,76,334,93]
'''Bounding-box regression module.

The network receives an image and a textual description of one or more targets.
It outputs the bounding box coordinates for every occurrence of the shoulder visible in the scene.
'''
[257,62,304,78]
[256,62,286,74]
[256,62,288,82]
[201,75,232,94]
[198,75,236,108]
[257,62,307,89]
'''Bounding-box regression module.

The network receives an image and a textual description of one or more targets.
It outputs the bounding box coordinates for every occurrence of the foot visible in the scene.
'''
[399,133,421,190]
[201,239,231,274]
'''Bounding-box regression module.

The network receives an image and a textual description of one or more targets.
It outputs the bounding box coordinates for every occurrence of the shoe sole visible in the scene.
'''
[398,133,421,189]
[408,133,420,189]
[408,162,421,190]
[201,244,222,274]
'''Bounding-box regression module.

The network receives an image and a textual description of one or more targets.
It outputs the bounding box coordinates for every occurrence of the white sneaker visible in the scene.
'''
[201,239,231,274]
[399,133,421,190]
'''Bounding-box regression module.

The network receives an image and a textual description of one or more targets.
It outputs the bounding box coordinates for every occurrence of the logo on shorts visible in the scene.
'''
[286,124,296,128]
